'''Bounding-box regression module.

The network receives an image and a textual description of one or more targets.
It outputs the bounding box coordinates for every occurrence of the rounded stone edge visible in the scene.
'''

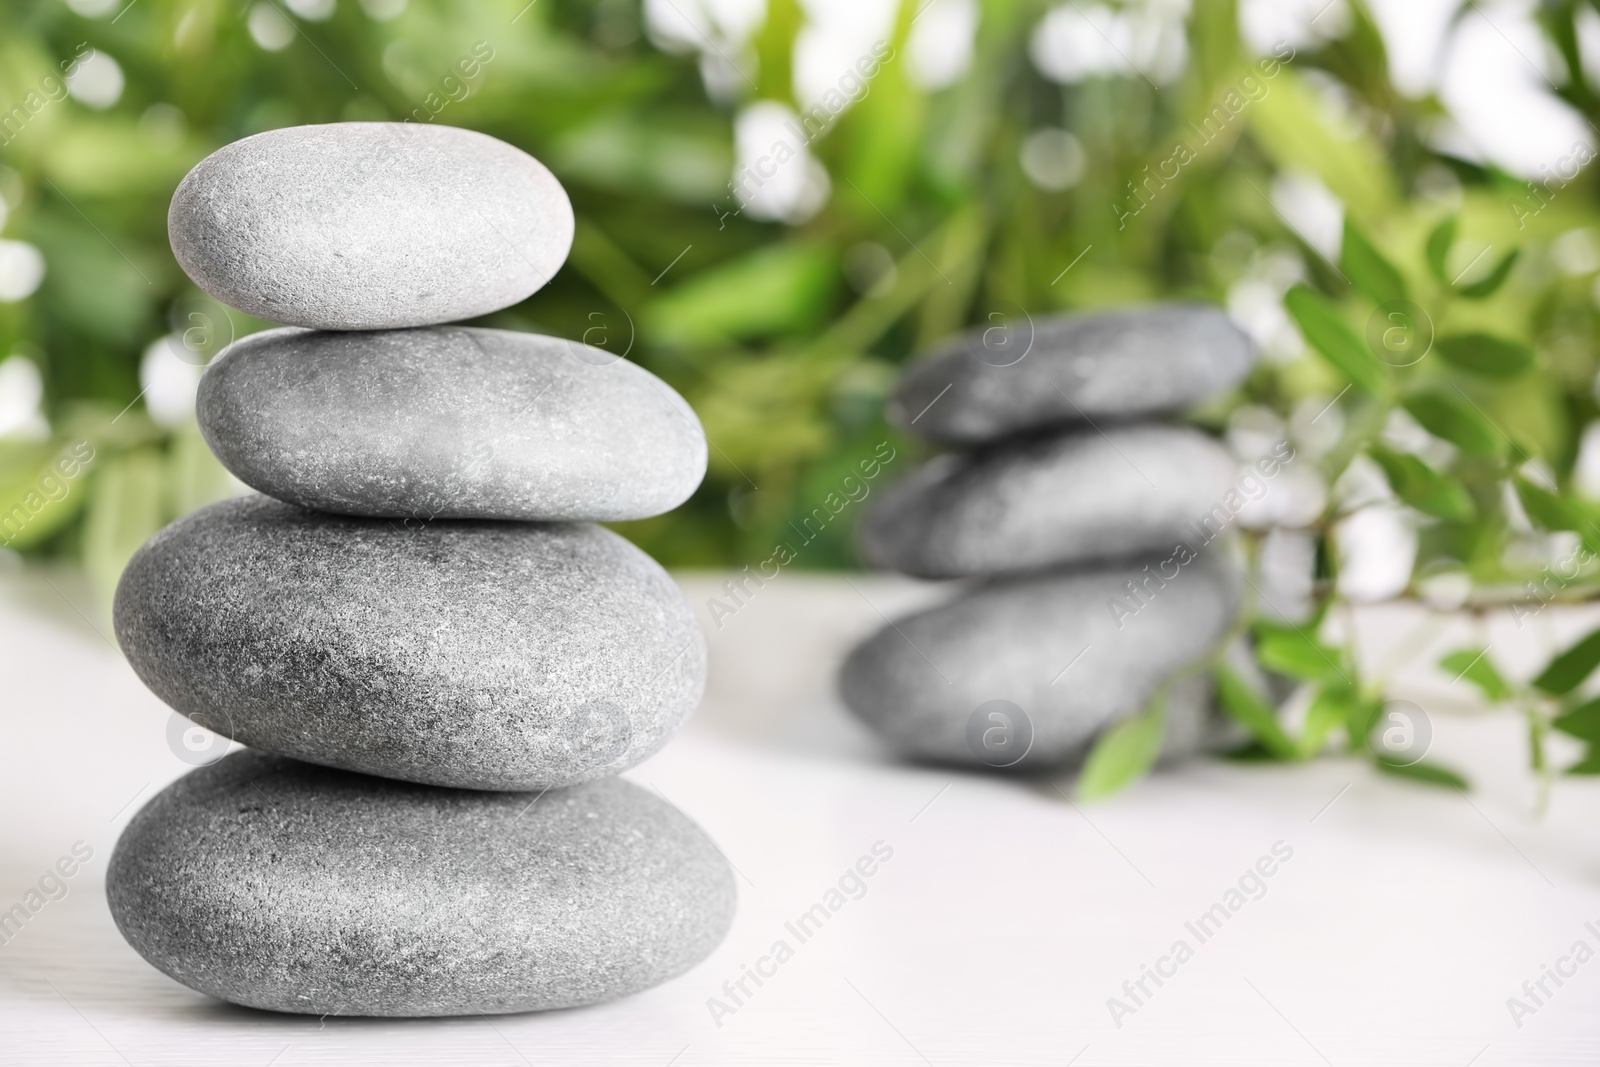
[105,762,738,1016]
[112,500,710,791]
[195,327,709,523]
[167,123,576,330]
[887,302,1257,444]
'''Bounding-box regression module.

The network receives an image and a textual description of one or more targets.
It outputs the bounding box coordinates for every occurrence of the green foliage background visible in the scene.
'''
[13,0,1600,791]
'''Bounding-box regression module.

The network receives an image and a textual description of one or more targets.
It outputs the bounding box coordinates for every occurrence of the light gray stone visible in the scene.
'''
[107,753,736,1016]
[859,424,1238,578]
[169,123,574,330]
[113,496,705,790]
[198,326,707,522]
[888,303,1256,445]
[838,551,1241,767]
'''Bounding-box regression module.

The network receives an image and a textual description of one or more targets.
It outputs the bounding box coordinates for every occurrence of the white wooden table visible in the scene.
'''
[3,566,1600,1065]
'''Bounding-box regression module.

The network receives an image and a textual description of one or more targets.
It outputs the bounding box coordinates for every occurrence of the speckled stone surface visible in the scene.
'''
[858,424,1238,578]
[107,752,736,1016]
[888,304,1256,445]
[838,551,1241,767]
[169,123,574,330]
[198,326,707,522]
[113,496,705,790]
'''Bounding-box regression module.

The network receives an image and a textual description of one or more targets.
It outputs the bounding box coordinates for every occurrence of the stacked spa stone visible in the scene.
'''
[841,305,1258,769]
[105,123,734,1017]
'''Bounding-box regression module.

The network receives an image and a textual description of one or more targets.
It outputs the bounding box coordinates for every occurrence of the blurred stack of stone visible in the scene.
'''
[105,123,734,1017]
[841,305,1259,770]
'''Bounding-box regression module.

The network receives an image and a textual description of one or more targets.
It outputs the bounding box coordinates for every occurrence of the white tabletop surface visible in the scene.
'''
[3,565,1600,1065]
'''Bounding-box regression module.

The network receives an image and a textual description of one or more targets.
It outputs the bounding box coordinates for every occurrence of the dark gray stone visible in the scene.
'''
[114,496,705,790]
[859,424,1237,578]
[107,753,736,1016]
[198,326,707,522]
[838,551,1240,767]
[169,123,573,329]
[888,304,1255,445]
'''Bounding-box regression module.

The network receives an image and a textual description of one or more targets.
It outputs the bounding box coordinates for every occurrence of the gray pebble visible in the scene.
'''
[169,123,573,330]
[113,496,705,790]
[107,752,736,1016]
[859,424,1238,578]
[199,326,707,522]
[888,304,1255,445]
[838,551,1240,767]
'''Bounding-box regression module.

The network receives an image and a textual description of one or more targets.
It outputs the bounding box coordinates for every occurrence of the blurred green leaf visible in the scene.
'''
[1375,756,1469,789]
[1434,333,1533,378]
[1215,666,1298,759]
[1345,693,1384,750]
[1554,696,1600,742]
[1340,219,1406,305]
[167,430,238,517]
[1514,474,1582,532]
[1439,647,1509,704]
[645,242,837,346]
[0,440,96,552]
[1368,444,1475,521]
[1565,745,1600,775]
[1077,696,1167,801]
[1425,216,1457,285]
[83,450,166,602]
[1284,285,1390,395]
[1247,68,1396,218]
[1255,628,1346,684]
[1402,389,1503,458]
[1301,686,1353,757]
[1533,625,1600,695]
[1457,248,1519,299]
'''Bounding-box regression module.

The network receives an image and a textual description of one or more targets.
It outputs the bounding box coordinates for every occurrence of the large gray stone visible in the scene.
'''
[113,496,705,790]
[198,326,707,522]
[169,123,573,329]
[838,551,1241,767]
[859,424,1237,578]
[888,304,1255,445]
[107,753,736,1016]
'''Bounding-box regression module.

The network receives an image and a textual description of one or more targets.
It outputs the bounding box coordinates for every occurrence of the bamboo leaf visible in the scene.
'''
[1434,333,1533,378]
[1439,648,1509,704]
[1368,444,1475,521]
[1402,389,1504,458]
[1284,285,1391,396]
[1375,756,1469,789]
[1457,248,1519,299]
[83,449,167,603]
[1077,696,1167,801]
[1256,629,1346,684]
[1425,216,1456,284]
[1215,666,1298,759]
[1554,696,1600,742]
[1514,475,1582,532]
[1340,218,1407,305]
[1533,625,1600,695]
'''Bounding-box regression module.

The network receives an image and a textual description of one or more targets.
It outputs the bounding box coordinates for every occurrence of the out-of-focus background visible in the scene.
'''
[4,0,1600,602]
